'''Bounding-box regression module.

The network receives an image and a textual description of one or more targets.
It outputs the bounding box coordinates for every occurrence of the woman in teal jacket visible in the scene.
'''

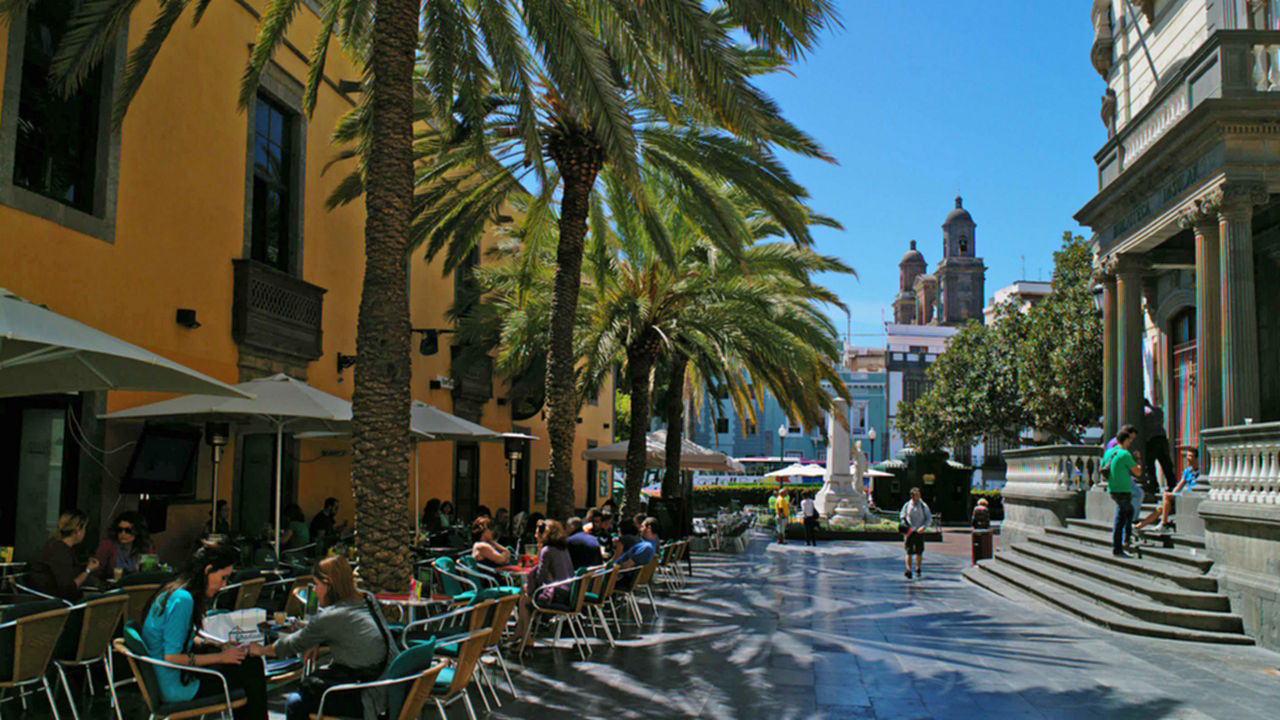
[141,541,267,719]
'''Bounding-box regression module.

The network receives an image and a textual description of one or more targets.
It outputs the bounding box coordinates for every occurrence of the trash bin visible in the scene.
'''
[972,530,993,565]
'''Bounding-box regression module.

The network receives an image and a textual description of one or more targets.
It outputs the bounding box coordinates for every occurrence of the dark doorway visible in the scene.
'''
[454,442,480,523]
[0,396,78,560]
[236,434,296,537]
[585,440,598,510]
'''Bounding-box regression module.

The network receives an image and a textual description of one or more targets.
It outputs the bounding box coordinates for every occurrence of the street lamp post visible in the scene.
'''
[867,426,877,464]
[777,423,789,462]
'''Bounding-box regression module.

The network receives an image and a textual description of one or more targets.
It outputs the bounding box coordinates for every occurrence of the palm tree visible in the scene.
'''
[458,170,852,513]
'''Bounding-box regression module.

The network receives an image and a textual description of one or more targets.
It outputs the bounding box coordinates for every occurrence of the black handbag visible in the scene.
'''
[898,522,911,535]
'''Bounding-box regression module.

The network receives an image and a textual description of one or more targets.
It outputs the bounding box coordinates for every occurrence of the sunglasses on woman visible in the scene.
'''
[116,525,135,535]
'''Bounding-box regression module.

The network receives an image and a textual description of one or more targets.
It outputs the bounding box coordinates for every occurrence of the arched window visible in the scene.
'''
[958,236,968,253]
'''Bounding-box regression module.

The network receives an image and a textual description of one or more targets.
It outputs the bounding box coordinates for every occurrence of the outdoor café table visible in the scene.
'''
[496,564,536,587]
[373,592,451,626]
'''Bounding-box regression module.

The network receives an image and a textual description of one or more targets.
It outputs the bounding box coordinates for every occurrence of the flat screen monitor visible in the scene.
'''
[120,426,200,496]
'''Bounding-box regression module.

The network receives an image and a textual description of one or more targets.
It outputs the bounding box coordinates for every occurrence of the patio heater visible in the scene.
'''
[504,435,523,490]
[205,421,230,532]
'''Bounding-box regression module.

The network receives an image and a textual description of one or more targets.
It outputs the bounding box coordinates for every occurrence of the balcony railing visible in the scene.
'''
[1003,445,1103,494]
[1097,30,1280,189]
[231,259,325,362]
[1202,422,1280,506]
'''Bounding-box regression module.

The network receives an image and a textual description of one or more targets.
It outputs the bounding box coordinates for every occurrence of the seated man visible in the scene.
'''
[565,517,604,570]
[1136,447,1200,534]
[613,517,658,569]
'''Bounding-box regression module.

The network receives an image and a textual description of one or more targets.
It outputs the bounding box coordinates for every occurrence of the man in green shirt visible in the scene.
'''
[1102,426,1143,557]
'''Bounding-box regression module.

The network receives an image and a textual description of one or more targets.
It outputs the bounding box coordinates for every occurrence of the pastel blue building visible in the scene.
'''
[677,369,889,465]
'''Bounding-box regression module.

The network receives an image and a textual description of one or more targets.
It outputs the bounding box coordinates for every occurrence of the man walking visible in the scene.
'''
[1142,400,1176,494]
[900,487,932,579]
[774,488,791,544]
[1103,426,1143,557]
[800,492,819,547]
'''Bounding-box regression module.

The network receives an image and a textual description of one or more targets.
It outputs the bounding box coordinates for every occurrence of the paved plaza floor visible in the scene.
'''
[17,533,1280,719]
[494,534,1280,719]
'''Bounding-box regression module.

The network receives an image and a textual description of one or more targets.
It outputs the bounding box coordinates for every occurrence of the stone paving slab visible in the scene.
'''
[15,532,1280,718]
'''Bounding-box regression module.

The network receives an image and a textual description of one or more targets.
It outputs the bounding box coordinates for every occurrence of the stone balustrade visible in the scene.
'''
[1203,421,1280,505]
[999,445,1100,546]
[1254,43,1280,91]
[1004,445,1103,494]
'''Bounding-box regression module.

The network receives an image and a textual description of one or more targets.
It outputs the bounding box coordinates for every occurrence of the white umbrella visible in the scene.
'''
[0,288,249,398]
[765,462,827,480]
[582,429,742,473]
[104,374,351,560]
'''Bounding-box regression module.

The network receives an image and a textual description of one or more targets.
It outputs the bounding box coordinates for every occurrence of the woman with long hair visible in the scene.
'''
[93,510,154,581]
[421,498,443,533]
[251,556,397,719]
[471,517,512,569]
[27,510,99,600]
[513,519,573,642]
[140,540,267,719]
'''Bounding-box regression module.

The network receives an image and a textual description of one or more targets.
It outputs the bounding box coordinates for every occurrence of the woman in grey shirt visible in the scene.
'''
[251,556,395,720]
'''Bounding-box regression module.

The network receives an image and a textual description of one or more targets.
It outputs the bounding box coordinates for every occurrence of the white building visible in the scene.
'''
[884,323,957,459]
[984,280,1052,325]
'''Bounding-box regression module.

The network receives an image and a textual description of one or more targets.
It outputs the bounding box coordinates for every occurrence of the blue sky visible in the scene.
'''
[754,1,1102,343]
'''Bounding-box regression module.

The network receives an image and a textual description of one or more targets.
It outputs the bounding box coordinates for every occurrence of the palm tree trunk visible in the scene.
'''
[349,0,417,593]
[660,355,687,501]
[624,349,656,515]
[544,129,603,520]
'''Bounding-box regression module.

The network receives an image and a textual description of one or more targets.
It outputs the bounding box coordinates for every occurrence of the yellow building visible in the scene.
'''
[0,0,612,561]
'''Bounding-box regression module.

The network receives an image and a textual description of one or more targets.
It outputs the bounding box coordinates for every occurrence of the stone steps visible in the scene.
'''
[1066,517,1207,549]
[1047,522,1214,572]
[1026,532,1219,592]
[963,561,1254,645]
[993,550,1241,632]
[965,510,1253,644]
[1009,542,1230,612]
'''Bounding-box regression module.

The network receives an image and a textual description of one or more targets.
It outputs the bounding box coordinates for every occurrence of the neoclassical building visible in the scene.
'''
[1059,0,1280,648]
[893,197,987,326]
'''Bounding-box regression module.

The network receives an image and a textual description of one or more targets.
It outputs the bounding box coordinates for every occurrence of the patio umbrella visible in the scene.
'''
[0,288,249,398]
[765,462,827,480]
[104,374,351,560]
[582,430,743,473]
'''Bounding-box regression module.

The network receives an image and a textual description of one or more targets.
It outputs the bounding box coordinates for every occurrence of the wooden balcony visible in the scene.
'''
[231,259,325,363]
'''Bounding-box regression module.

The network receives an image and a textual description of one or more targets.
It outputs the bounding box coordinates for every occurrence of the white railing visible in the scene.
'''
[1003,446,1103,494]
[1204,422,1280,506]
[1122,87,1189,164]
[1254,44,1280,91]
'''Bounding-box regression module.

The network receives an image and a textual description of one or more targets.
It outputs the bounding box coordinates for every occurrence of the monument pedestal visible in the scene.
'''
[815,397,870,524]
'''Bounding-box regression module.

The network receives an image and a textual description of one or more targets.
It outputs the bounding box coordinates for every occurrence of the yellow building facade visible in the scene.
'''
[0,0,612,561]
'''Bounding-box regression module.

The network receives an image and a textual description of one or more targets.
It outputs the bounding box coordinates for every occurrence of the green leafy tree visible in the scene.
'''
[614,388,631,443]
[1018,233,1103,443]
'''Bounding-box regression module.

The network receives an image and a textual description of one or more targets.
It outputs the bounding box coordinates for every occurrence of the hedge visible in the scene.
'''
[691,483,798,514]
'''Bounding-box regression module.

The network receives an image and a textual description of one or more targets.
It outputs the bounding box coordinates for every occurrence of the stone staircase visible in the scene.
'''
[963,514,1254,645]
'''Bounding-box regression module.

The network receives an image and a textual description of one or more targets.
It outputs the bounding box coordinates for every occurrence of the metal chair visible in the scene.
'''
[0,602,71,719]
[221,577,266,611]
[52,594,128,720]
[402,601,500,712]
[428,628,491,720]
[520,572,593,660]
[113,622,246,720]
[312,645,447,720]
[581,565,621,646]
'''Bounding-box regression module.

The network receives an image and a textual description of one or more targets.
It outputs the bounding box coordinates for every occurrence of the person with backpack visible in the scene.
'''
[900,487,933,579]
[800,492,820,546]
[1101,426,1144,558]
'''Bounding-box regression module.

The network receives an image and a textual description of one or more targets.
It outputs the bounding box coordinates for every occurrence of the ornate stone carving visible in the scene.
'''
[1178,194,1222,229]
[1100,88,1117,137]
[1212,182,1270,211]
[1091,0,1114,78]
[1139,0,1155,22]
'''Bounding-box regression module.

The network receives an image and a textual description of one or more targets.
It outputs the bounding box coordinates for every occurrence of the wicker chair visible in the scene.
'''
[119,583,164,630]
[113,623,246,720]
[0,602,71,719]
[581,565,621,647]
[311,644,446,720]
[520,571,593,660]
[52,594,128,720]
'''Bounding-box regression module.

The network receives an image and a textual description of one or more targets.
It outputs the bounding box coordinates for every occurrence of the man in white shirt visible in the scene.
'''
[800,493,819,547]
[899,487,933,579]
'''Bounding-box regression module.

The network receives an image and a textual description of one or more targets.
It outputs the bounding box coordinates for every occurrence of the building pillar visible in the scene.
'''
[1181,199,1222,444]
[1114,255,1145,434]
[1218,182,1268,426]
[1101,274,1119,441]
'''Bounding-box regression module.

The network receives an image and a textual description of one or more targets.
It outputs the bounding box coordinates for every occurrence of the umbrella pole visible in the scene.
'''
[275,423,283,565]
[413,443,420,540]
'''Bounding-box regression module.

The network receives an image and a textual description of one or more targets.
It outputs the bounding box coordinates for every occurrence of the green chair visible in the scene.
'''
[311,642,446,720]
[114,621,246,720]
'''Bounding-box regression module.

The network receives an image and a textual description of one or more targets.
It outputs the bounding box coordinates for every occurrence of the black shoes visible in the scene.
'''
[904,570,913,579]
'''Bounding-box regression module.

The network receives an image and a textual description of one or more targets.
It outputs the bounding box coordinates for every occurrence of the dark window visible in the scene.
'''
[12,0,102,212]
[251,95,295,272]
[744,419,757,435]
[715,418,729,434]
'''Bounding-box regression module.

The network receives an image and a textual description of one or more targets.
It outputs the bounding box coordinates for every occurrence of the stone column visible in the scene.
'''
[1217,183,1268,426]
[1101,274,1119,441]
[1180,199,1222,443]
[1114,255,1146,433]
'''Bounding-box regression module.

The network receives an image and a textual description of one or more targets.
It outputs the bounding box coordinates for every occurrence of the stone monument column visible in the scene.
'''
[1100,271,1119,441]
[1181,199,1222,443]
[1114,255,1145,433]
[815,397,863,519]
[1217,183,1267,426]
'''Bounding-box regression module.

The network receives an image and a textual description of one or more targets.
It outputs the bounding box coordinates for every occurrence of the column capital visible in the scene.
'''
[1208,182,1269,215]
[1104,253,1144,277]
[1178,195,1222,230]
